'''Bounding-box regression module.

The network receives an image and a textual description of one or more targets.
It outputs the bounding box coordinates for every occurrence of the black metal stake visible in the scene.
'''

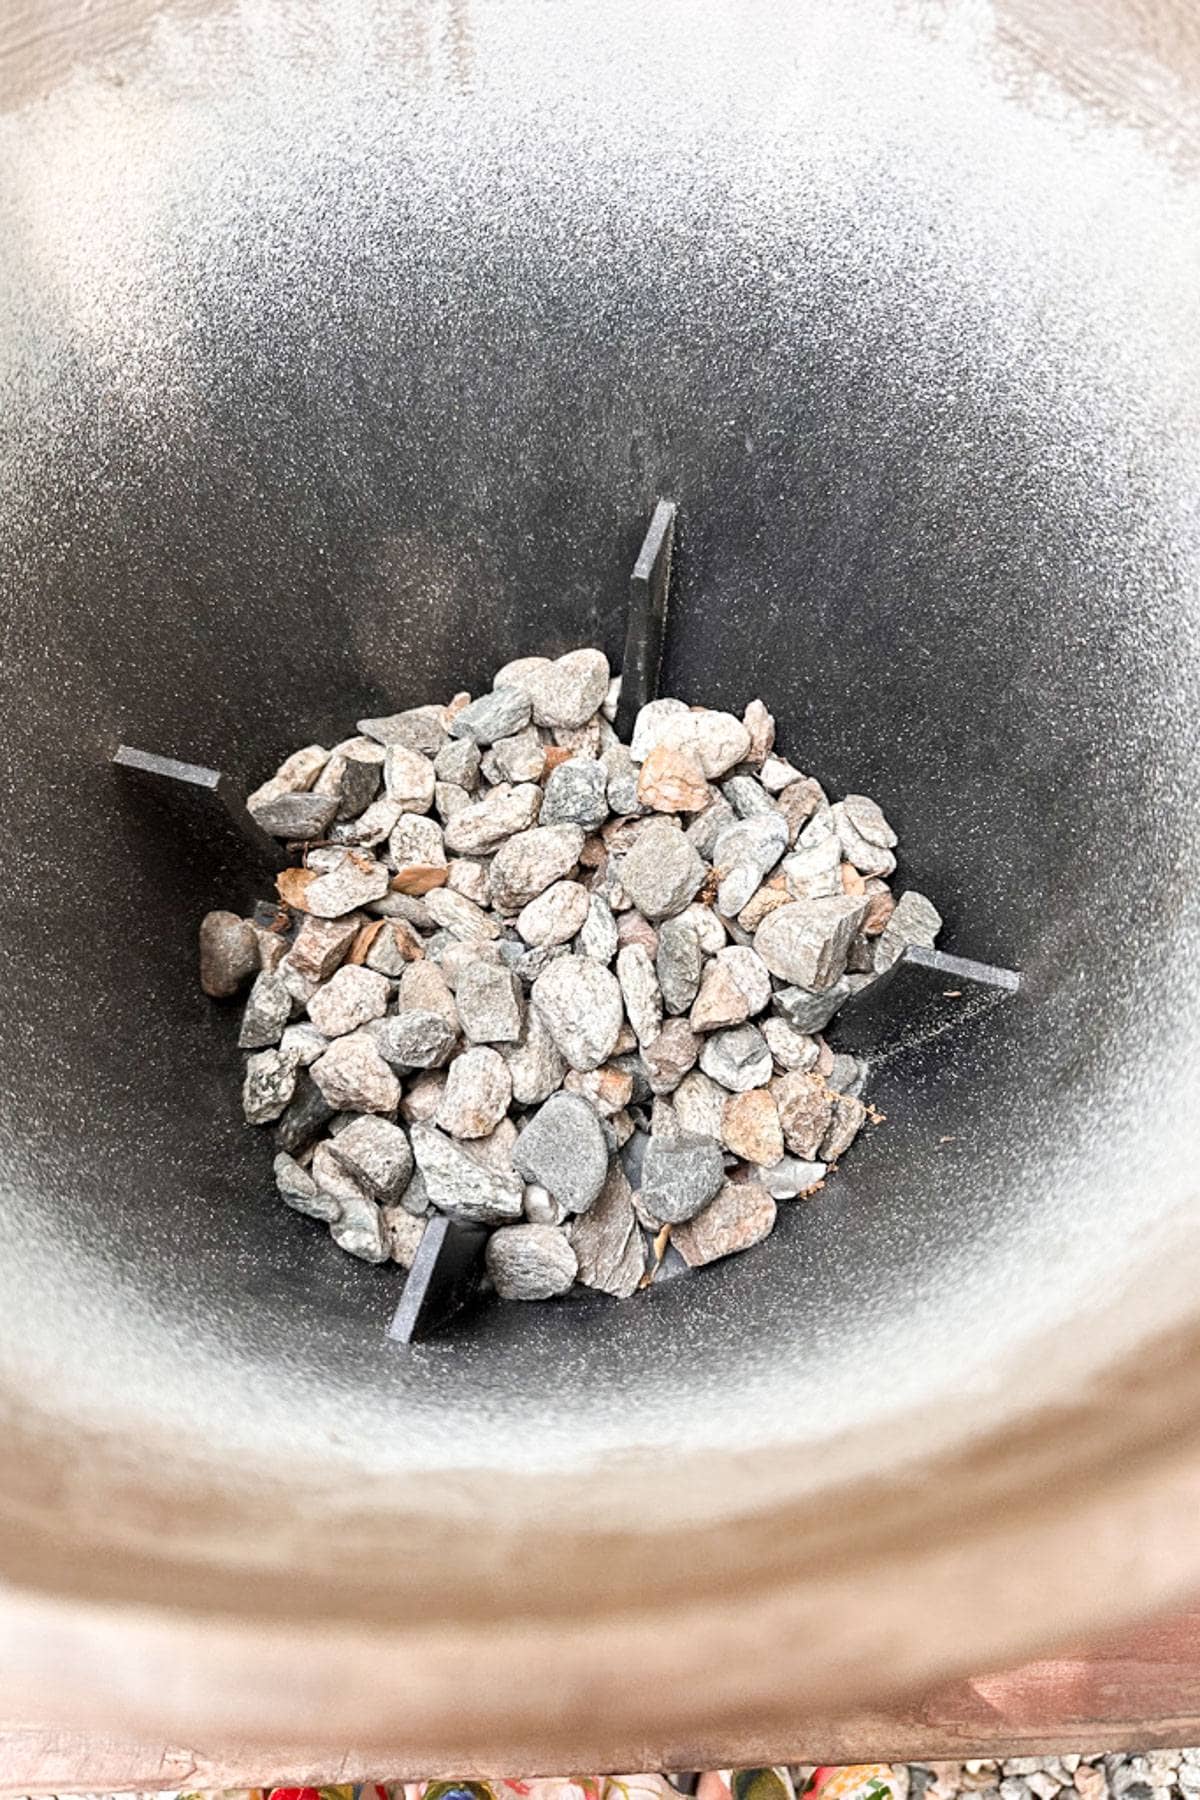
[113,744,288,888]
[387,1215,491,1344]
[615,498,677,741]
[830,944,1020,1063]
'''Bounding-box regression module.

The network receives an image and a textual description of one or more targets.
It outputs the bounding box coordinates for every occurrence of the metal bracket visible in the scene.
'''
[387,1215,491,1344]
[615,498,677,740]
[113,744,288,888]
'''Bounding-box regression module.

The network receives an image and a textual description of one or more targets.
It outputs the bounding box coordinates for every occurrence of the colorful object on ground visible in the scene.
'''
[179,1770,901,1800]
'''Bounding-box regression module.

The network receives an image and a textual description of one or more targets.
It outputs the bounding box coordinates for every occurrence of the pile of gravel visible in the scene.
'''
[199,647,943,1299]
[788,1753,1200,1800]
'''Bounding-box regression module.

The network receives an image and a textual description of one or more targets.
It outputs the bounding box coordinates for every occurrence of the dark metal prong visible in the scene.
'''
[387,1214,490,1344]
[113,744,288,882]
[831,944,1020,1063]
[615,498,677,741]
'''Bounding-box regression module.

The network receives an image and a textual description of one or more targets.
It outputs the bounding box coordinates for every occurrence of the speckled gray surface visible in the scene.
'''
[0,0,1199,1511]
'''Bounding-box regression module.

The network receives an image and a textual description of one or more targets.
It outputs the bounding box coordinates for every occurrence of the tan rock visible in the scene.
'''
[771,1069,835,1158]
[636,743,710,813]
[400,1068,447,1123]
[840,862,867,897]
[389,862,448,895]
[821,1090,867,1160]
[721,1088,784,1165]
[672,1178,776,1266]
[777,775,826,841]
[741,697,775,766]
[862,878,896,934]
[563,1064,635,1116]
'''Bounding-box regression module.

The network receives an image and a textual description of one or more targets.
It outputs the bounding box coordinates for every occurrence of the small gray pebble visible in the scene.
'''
[198,910,259,998]
[722,774,779,819]
[279,1021,330,1066]
[482,726,545,785]
[698,1021,773,1091]
[489,823,585,909]
[517,879,590,947]
[569,1160,645,1298]
[272,1069,338,1155]
[243,1046,301,1124]
[603,743,643,816]
[875,888,943,971]
[713,813,789,915]
[754,895,868,988]
[827,1053,868,1098]
[512,1090,610,1213]
[502,1004,567,1104]
[449,685,533,745]
[274,1150,340,1221]
[686,796,737,859]
[616,943,663,1046]
[758,1155,827,1199]
[247,790,339,839]
[370,1008,458,1069]
[455,960,524,1042]
[773,975,854,1033]
[410,1121,524,1223]
[531,954,624,1071]
[576,892,619,964]
[486,1223,578,1299]
[540,757,609,829]
[325,1114,413,1201]
[620,821,705,920]
[357,705,447,754]
[239,969,294,1049]
[656,913,703,1014]
[436,1044,512,1138]
[330,1192,390,1262]
[620,1127,651,1189]
[424,885,501,943]
[523,1182,568,1226]
[442,782,542,854]
[433,735,482,788]
[640,1130,725,1223]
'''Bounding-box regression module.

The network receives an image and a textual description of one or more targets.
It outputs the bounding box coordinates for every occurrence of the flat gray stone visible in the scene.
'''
[386,811,445,875]
[759,1155,827,1199]
[655,913,703,1014]
[424,886,501,943]
[381,743,437,814]
[482,726,545,785]
[760,755,802,793]
[274,1150,341,1221]
[722,774,778,819]
[325,1114,413,1201]
[781,835,843,900]
[577,892,619,964]
[455,961,524,1043]
[310,1031,402,1114]
[754,895,869,988]
[501,1005,567,1104]
[305,965,390,1038]
[314,745,381,821]
[238,969,293,1049]
[445,858,491,905]
[517,879,590,947]
[489,823,585,909]
[357,706,447,755]
[568,1161,645,1298]
[640,1131,725,1224]
[310,1139,372,1209]
[531,954,624,1071]
[435,781,471,819]
[198,910,259,998]
[330,1193,390,1263]
[442,782,542,854]
[761,1015,819,1071]
[242,1046,301,1123]
[486,1224,578,1299]
[369,1008,457,1069]
[436,1045,512,1138]
[689,945,772,1031]
[279,1021,330,1067]
[396,959,459,1028]
[449,685,533,745]
[540,757,609,829]
[247,790,339,839]
[246,744,330,812]
[282,914,362,989]
[410,1121,524,1224]
[827,1053,868,1097]
[512,1091,610,1213]
[616,943,663,1046]
[303,853,391,918]
[523,1182,568,1225]
[874,888,943,971]
[363,918,424,976]
[698,1022,773,1092]
[603,743,643,815]
[328,795,402,847]
[271,1069,337,1155]
[821,1090,867,1160]
[620,821,705,920]
[773,975,854,1033]
[831,801,897,878]
[772,1070,836,1158]
[713,813,789,915]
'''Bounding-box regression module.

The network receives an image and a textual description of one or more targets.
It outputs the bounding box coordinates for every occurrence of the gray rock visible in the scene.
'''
[620,1127,651,1190]
[640,1131,725,1224]
[246,790,339,839]
[239,969,293,1049]
[304,853,391,918]
[827,1053,868,1097]
[759,1155,827,1199]
[760,1015,819,1071]
[501,1004,568,1103]
[655,913,703,1014]
[630,698,751,777]
[198,910,259,998]
[410,1121,524,1223]
[330,1193,390,1263]
[283,913,363,990]
[271,1069,337,1155]
[722,774,778,819]
[523,1182,568,1225]
[310,1139,372,1209]
[328,794,402,847]
[435,781,471,819]
[754,895,869,988]
[540,757,609,829]
[381,743,436,813]
[482,726,545,785]
[760,755,803,793]
[242,1046,301,1123]
[370,1008,458,1069]
[442,781,542,854]
[448,685,533,745]
[274,1150,341,1221]
[713,813,789,915]
[433,735,481,789]
[575,893,619,965]
[772,1070,836,1158]
[486,1224,578,1299]
[508,942,571,986]
[305,965,390,1038]
[642,1018,700,1094]
[569,1161,645,1298]
[310,1031,402,1114]
[436,1044,513,1138]
[671,1068,728,1138]
[357,705,447,754]
[445,858,491,905]
[514,648,610,729]
[279,1021,330,1066]
[517,879,590,947]
[821,1090,867,1159]
[773,975,854,1033]
[620,821,705,920]
[455,961,524,1043]
[512,1091,610,1213]
[531,954,624,1071]
[831,801,897,878]
[686,795,737,860]
[364,918,425,975]
[781,835,844,900]
[396,1166,432,1216]
[434,936,505,987]
[616,943,663,1046]
[841,791,899,847]
[489,823,585,909]
[603,743,643,815]
[672,1178,776,1266]
[313,744,381,821]
[325,1114,413,1201]
[424,886,501,943]
[698,1022,773,1091]
[386,811,445,875]
[367,891,436,927]
[875,888,943,971]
